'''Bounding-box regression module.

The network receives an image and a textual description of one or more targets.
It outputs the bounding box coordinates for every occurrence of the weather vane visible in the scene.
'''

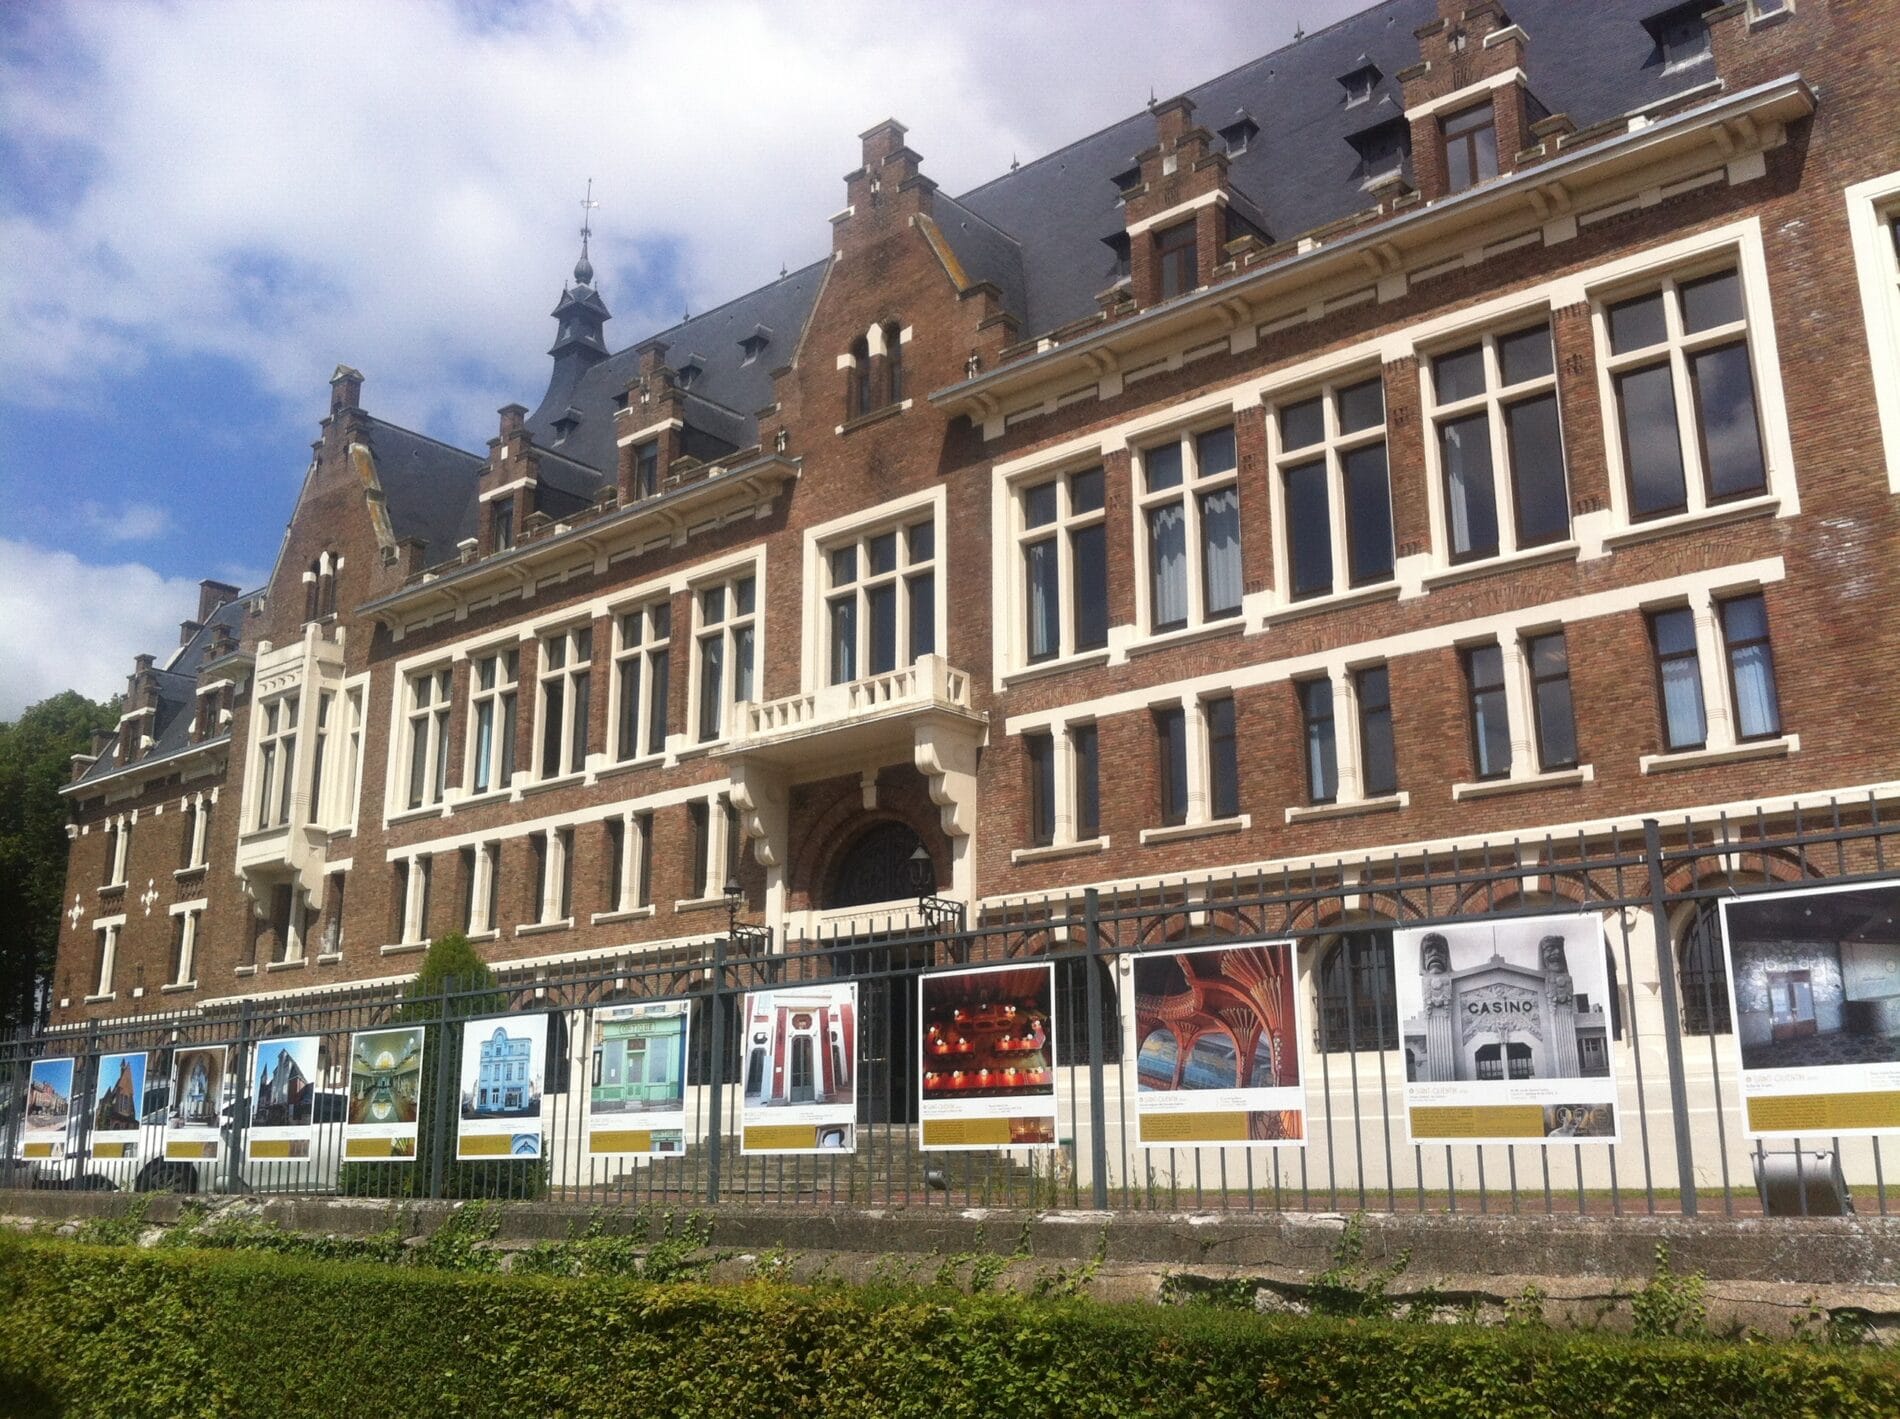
[579,178,599,256]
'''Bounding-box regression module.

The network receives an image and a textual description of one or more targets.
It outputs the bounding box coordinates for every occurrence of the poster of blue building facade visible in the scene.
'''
[20,1058,75,1160]
[457,1015,547,1160]
[587,1003,689,1156]
[89,1051,149,1161]
[244,1036,321,1161]
[343,1027,426,1160]
[166,1046,227,1160]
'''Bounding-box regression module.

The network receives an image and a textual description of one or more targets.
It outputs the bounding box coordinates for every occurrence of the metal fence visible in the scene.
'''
[5,797,1895,1219]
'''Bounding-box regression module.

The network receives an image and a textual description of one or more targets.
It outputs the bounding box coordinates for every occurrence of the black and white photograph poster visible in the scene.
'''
[1394,914,1620,1146]
[1720,880,1900,1139]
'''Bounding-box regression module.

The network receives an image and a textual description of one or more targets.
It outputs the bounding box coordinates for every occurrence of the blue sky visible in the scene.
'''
[0,0,1373,718]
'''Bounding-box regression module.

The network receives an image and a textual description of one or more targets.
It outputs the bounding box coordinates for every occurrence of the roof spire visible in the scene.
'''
[574,177,599,288]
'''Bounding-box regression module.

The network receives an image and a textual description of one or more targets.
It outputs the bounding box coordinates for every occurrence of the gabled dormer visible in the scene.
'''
[479,403,541,554]
[1401,1,1542,203]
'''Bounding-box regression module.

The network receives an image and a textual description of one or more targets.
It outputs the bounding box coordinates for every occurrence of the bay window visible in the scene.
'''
[255,693,301,827]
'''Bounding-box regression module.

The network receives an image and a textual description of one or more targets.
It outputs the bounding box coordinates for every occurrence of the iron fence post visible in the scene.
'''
[1643,817,1700,1216]
[706,931,729,1206]
[426,974,456,1200]
[225,999,254,1194]
[1083,889,1110,1210]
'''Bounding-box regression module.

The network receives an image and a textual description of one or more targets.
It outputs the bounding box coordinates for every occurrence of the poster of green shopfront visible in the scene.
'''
[587,1003,689,1156]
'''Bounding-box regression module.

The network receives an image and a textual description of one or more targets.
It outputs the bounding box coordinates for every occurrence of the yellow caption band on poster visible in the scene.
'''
[91,1143,135,1159]
[1139,1111,1251,1144]
[247,1140,300,1159]
[1409,1105,1547,1140]
[345,1138,400,1159]
[590,1130,655,1155]
[1747,1091,1900,1134]
[22,1143,56,1159]
[922,1117,1015,1147]
[458,1134,516,1157]
[743,1125,819,1152]
[165,1141,217,1160]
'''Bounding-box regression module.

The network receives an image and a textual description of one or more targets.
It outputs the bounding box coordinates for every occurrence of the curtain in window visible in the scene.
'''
[1729,642,1779,738]
[1199,487,1241,616]
[1440,414,1497,558]
[1025,540,1059,660]
[1660,656,1706,748]
[1148,503,1188,629]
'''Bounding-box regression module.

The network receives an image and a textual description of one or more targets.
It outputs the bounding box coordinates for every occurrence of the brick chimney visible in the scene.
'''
[329,363,364,416]
[614,339,689,504]
[478,404,540,554]
[198,579,239,623]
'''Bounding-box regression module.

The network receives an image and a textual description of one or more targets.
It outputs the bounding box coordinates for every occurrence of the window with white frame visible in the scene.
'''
[253,693,300,829]
[603,810,654,914]
[461,841,500,934]
[169,905,201,986]
[612,601,671,760]
[1136,425,1242,634]
[1273,375,1394,601]
[536,625,593,779]
[1601,266,1769,521]
[1149,695,1241,832]
[1645,588,1787,759]
[1294,665,1398,811]
[531,827,574,924]
[401,670,450,811]
[693,572,756,742]
[179,794,211,870]
[1719,592,1782,742]
[92,921,120,997]
[100,815,130,888]
[394,855,432,944]
[340,685,365,829]
[308,691,333,828]
[1426,321,1570,562]
[1449,628,1591,789]
[1297,678,1339,805]
[468,648,519,793]
[1462,642,1513,780]
[1023,722,1101,851]
[1845,175,1900,494]
[1020,467,1108,665]
[1524,631,1579,772]
[826,517,935,684]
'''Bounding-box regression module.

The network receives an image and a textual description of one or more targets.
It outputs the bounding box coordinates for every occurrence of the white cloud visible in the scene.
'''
[0,539,203,719]
[77,500,170,543]
[0,0,1369,446]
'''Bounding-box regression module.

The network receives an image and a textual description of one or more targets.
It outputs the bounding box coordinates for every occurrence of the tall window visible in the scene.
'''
[1021,467,1107,664]
[492,500,515,552]
[850,336,873,418]
[1428,322,1569,561]
[1022,723,1100,852]
[101,818,128,887]
[827,519,935,684]
[1525,631,1578,771]
[463,843,500,935]
[688,800,711,899]
[1442,101,1498,193]
[632,441,659,500]
[1155,220,1197,300]
[395,856,431,944]
[1356,665,1398,798]
[256,694,301,827]
[1604,268,1767,520]
[93,923,120,997]
[883,321,904,404]
[468,648,519,793]
[530,830,572,924]
[1073,723,1101,840]
[1719,593,1781,740]
[308,693,332,825]
[1154,705,1189,827]
[536,626,593,779]
[403,671,449,811]
[341,686,365,828]
[604,812,653,915]
[694,573,757,741]
[1297,678,1337,805]
[1648,606,1707,752]
[1138,426,1241,634]
[180,795,210,870]
[613,601,671,760]
[1275,376,1393,600]
[169,907,200,986]
[1026,732,1056,847]
[1206,695,1239,820]
[1463,643,1511,780]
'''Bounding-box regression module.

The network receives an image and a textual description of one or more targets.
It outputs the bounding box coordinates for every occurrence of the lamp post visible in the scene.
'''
[724,872,745,939]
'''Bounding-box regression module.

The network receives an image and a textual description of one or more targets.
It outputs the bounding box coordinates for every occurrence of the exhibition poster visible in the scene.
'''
[88,1050,149,1162]
[587,1002,690,1156]
[456,1015,548,1160]
[919,961,1058,1150]
[739,983,856,1154]
[245,1035,322,1162]
[166,1045,228,1161]
[343,1026,426,1160]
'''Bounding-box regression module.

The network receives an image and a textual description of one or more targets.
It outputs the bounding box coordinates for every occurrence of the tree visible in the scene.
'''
[0,692,120,1030]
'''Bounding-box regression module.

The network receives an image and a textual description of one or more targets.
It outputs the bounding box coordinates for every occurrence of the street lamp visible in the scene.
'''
[723,873,745,937]
[905,844,933,902]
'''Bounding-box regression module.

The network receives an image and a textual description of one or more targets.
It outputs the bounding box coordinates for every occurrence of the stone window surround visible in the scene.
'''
[1284,659,1413,825]
[1137,691,1250,846]
[802,485,945,695]
[1635,582,1797,776]
[1010,718,1108,865]
[1844,170,1900,495]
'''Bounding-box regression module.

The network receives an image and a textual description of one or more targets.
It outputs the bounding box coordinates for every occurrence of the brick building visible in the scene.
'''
[47,1,1900,1177]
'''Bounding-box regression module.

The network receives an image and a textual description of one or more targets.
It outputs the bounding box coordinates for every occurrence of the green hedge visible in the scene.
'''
[0,1236,1893,1419]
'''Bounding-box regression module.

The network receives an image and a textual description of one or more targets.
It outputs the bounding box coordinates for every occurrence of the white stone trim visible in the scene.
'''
[1844,170,1900,493]
[1125,188,1228,238]
[1403,68,1527,124]
[382,774,730,862]
[478,477,534,503]
[615,417,684,448]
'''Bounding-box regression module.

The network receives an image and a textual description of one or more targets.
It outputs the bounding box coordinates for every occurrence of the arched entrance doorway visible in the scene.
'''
[824,820,938,1126]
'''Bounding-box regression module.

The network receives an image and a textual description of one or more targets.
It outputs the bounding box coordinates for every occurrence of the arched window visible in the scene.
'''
[1314,930,1399,1052]
[882,321,904,405]
[1679,901,1733,1035]
[850,335,873,418]
[826,821,931,909]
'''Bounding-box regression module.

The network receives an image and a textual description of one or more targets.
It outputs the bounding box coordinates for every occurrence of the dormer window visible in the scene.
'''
[1339,64,1380,107]
[552,413,578,444]
[1443,102,1499,194]
[1349,119,1409,184]
[632,440,659,500]
[1155,220,1198,301]
[1111,165,1141,198]
[1104,231,1131,283]
[1647,1,1715,70]
[677,360,701,391]
[492,501,515,552]
[740,333,768,365]
[1219,117,1258,156]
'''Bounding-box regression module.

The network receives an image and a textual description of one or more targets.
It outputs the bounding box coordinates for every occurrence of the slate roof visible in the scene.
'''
[71,595,251,789]
[360,416,489,565]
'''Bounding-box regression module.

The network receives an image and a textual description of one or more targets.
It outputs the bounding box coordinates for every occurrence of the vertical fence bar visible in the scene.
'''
[224,999,254,1194]
[1642,818,1700,1216]
[705,929,728,1205]
[1083,890,1109,1209]
[426,974,456,1201]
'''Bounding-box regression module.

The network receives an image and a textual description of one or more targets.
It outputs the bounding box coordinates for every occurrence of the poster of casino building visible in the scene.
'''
[20,1058,75,1161]
[1720,880,1900,1139]
[739,984,856,1154]
[1133,942,1306,1147]
[919,962,1058,1151]
[245,1036,321,1162]
[588,1003,690,1157]
[343,1026,426,1160]
[89,1051,149,1162]
[456,1015,547,1160]
[1394,915,1619,1146]
[166,1046,227,1161]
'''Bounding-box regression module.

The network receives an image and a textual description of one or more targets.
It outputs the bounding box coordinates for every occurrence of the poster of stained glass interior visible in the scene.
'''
[1133,942,1306,1147]
[343,1027,426,1160]
[919,962,1058,1151]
